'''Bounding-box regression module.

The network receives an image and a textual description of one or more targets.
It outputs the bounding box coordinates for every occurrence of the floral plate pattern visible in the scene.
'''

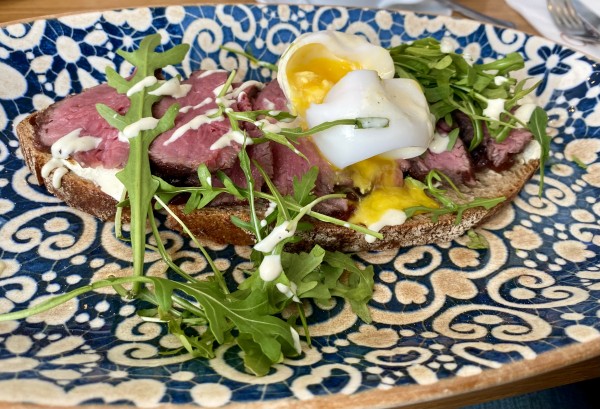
[0,4,599,409]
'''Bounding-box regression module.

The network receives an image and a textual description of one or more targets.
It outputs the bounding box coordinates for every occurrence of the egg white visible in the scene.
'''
[306,70,435,169]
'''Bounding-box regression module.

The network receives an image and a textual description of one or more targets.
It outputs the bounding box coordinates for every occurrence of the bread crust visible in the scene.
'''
[16,111,539,252]
[17,113,125,221]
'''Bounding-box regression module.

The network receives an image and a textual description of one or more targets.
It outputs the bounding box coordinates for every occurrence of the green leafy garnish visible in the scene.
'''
[389,38,551,192]
[96,34,190,295]
[465,229,490,249]
[219,45,279,72]
[528,107,550,195]
[571,155,588,170]
[446,127,460,151]
[404,171,506,223]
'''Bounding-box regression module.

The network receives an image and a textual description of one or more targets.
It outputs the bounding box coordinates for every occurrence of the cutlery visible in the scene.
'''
[571,0,600,38]
[547,0,600,43]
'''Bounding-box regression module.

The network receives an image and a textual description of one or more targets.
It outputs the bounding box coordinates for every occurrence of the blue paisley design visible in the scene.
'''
[0,4,599,408]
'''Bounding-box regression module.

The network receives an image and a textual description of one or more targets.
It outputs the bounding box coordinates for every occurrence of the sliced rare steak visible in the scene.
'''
[252,79,289,112]
[409,137,475,185]
[252,79,340,198]
[484,128,533,170]
[208,143,274,206]
[149,71,250,180]
[313,198,356,221]
[35,83,131,169]
[453,109,533,171]
[270,138,337,197]
[453,110,474,144]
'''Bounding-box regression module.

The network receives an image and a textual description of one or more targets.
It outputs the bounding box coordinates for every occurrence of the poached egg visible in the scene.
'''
[277,31,438,234]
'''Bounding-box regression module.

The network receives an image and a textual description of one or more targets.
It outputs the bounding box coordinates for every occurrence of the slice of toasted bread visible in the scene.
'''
[16,110,539,252]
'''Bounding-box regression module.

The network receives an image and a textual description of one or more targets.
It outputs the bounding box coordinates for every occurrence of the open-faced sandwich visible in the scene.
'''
[7,31,550,375]
[17,31,547,252]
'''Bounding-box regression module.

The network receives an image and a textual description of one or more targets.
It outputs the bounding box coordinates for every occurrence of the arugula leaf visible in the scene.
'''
[528,107,551,195]
[389,39,549,193]
[446,128,460,151]
[389,39,532,148]
[323,251,374,323]
[465,229,490,249]
[96,34,189,295]
[293,167,318,206]
[571,156,588,169]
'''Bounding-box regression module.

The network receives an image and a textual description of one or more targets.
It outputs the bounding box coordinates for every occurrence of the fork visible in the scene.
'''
[547,0,600,43]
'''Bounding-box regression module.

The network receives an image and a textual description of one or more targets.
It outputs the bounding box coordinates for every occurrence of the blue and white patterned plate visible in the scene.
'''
[1,4,599,408]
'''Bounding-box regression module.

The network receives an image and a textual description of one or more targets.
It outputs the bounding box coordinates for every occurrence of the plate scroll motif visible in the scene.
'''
[0,4,599,408]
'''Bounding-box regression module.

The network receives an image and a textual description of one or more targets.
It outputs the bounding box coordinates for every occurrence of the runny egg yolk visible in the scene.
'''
[349,178,439,228]
[285,43,360,116]
[346,157,438,227]
[346,156,401,194]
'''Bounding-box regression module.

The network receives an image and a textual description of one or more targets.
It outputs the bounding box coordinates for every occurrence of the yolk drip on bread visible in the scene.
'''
[349,179,439,227]
[347,158,438,228]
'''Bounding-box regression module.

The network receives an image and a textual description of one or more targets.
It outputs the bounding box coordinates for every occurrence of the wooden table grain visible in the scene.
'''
[0,1,598,409]
[0,0,534,31]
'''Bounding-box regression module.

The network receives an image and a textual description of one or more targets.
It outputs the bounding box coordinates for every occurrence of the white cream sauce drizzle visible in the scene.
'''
[149,77,192,98]
[118,117,160,141]
[52,167,68,188]
[514,103,537,127]
[254,119,281,134]
[126,76,158,97]
[365,209,407,243]
[180,97,213,114]
[209,130,252,150]
[276,282,300,302]
[213,83,232,96]
[163,109,220,146]
[483,98,506,121]
[290,327,302,354]
[428,131,450,154]
[215,96,236,108]
[254,221,296,253]
[50,128,101,158]
[41,158,124,200]
[259,254,283,282]
[230,80,264,98]
[197,69,226,79]
[494,76,509,86]
[265,201,277,217]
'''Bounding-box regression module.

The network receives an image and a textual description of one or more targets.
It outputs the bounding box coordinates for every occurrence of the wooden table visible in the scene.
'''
[0,0,535,30]
[0,1,598,409]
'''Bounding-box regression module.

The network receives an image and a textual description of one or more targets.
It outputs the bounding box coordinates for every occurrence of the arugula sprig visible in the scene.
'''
[96,34,189,295]
[219,45,279,72]
[404,170,506,223]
